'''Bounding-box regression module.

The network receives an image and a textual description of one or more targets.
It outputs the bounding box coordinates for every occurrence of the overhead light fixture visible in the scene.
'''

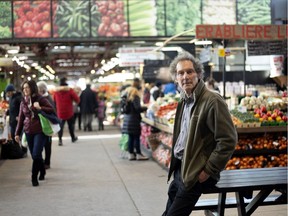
[195,40,213,45]
[7,46,20,54]
[160,47,183,52]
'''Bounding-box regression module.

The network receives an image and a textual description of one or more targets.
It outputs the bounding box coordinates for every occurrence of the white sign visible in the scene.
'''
[118,47,164,67]
[270,55,284,78]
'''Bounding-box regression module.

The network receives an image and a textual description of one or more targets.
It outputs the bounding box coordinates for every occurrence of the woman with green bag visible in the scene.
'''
[15,80,55,187]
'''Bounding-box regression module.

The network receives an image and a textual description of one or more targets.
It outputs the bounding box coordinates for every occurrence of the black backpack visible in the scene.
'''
[120,95,131,114]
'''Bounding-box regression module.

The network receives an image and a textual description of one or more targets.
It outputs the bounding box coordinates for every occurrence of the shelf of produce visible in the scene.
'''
[142,116,173,134]
[236,126,287,134]
[233,149,287,156]
[151,155,169,171]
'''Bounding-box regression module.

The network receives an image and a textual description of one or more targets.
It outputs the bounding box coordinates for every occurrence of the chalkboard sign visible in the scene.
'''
[248,41,287,56]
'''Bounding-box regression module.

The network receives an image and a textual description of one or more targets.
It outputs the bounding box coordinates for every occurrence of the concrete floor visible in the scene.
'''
[0,125,287,216]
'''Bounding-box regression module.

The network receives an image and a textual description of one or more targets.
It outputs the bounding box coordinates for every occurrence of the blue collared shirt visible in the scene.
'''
[173,95,195,160]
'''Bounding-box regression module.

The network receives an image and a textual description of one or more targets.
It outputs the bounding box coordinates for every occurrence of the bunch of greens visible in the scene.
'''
[164,0,201,36]
[0,1,12,38]
[237,0,271,24]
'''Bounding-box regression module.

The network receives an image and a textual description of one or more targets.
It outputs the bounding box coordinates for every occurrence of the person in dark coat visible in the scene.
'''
[15,80,55,187]
[5,84,23,143]
[121,86,148,160]
[80,84,98,131]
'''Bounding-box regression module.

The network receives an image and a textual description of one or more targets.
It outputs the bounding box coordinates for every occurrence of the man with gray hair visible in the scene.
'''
[162,52,237,215]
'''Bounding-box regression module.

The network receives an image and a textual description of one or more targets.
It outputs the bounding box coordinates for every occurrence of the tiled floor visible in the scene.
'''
[0,125,287,216]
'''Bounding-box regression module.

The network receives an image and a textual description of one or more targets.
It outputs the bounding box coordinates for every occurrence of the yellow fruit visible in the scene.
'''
[267,117,273,122]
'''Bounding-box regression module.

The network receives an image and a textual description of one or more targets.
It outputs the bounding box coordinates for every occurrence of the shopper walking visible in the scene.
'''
[15,80,55,186]
[97,95,106,131]
[37,81,55,169]
[54,77,80,145]
[80,84,98,131]
[121,86,148,160]
[4,84,27,154]
[73,86,82,130]
[162,52,237,216]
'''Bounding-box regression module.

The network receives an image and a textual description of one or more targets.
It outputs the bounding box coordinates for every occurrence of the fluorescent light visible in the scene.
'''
[161,47,183,52]
[155,42,164,47]
[195,40,212,45]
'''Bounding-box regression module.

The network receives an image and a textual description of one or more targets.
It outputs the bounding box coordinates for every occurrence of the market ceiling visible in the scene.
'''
[0,36,194,81]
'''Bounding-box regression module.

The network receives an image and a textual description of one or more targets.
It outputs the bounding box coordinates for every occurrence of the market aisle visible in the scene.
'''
[0,125,287,216]
[0,125,168,216]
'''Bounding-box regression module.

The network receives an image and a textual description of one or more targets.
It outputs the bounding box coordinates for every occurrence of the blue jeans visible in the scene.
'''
[25,132,48,160]
[128,133,141,154]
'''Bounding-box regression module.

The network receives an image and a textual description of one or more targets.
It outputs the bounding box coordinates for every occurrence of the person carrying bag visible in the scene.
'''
[15,80,55,187]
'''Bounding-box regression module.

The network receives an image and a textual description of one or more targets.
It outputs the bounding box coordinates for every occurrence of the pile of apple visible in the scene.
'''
[254,106,287,124]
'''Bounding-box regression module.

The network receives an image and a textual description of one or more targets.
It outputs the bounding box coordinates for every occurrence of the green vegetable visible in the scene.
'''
[54,0,100,37]
[164,0,201,36]
[0,26,11,38]
[0,1,12,28]
[237,0,271,24]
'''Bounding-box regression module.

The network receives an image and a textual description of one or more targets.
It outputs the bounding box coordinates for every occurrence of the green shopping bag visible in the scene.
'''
[119,134,128,151]
[38,113,54,136]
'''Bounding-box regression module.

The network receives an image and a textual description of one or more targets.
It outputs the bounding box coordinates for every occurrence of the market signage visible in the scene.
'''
[196,25,288,40]
[118,47,164,67]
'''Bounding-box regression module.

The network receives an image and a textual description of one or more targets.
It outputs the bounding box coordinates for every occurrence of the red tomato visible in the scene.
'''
[22,21,33,31]
[108,2,116,11]
[38,2,49,12]
[26,11,34,21]
[25,29,36,37]
[36,30,49,38]
[101,16,110,25]
[41,11,50,22]
[22,3,31,12]
[32,22,41,32]
[14,26,22,36]
[98,23,108,36]
[14,19,24,27]
[116,1,124,9]
[109,23,121,35]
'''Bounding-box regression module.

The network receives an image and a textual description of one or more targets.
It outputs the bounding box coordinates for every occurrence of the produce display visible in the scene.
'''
[232,95,288,127]
[147,94,179,126]
[237,0,271,24]
[226,154,287,170]
[0,1,12,38]
[142,93,287,171]
[140,124,152,150]
[240,95,287,111]
[54,0,94,37]
[96,0,128,37]
[202,0,236,24]
[126,0,157,36]
[164,0,201,36]
[152,145,171,168]
[236,134,287,151]
[14,1,53,38]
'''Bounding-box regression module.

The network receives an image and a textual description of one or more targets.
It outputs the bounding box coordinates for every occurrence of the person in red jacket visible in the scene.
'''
[53,77,80,146]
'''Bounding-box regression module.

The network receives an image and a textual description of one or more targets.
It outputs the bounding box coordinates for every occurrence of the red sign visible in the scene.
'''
[196,25,288,40]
